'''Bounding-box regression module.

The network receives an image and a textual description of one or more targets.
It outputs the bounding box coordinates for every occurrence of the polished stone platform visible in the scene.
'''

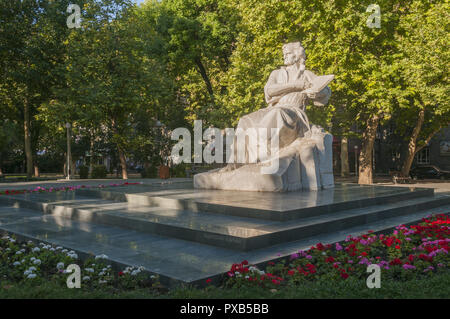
[0,181,449,286]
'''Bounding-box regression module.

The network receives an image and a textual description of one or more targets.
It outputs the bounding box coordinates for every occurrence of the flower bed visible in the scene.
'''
[0,182,142,196]
[224,214,449,289]
[0,235,162,292]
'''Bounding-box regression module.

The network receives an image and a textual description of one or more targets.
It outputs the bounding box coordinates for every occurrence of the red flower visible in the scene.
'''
[325,256,335,263]
[340,272,349,279]
[288,270,295,276]
[206,278,212,284]
[389,258,402,266]
[118,271,124,276]
[395,245,401,249]
[242,260,249,265]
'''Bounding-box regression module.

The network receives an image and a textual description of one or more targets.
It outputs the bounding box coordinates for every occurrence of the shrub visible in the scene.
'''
[91,165,108,179]
[170,164,188,178]
[141,166,157,178]
[78,165,89,179]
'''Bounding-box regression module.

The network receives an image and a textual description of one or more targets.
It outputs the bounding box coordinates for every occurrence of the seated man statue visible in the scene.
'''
[194,41,334,192]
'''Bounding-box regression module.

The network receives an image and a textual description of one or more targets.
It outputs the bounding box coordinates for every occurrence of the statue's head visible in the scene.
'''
[282,42,306,66]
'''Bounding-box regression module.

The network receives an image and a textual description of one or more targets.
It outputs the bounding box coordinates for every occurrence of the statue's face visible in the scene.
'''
[283,48,299,66]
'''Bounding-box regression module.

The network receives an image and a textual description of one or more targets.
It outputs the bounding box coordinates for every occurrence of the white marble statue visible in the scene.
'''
[194,41,334,192]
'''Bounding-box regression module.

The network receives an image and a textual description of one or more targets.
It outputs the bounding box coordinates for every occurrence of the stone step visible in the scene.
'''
[1,191,449,251]
[1,201,449,287]
[74,183,435,221]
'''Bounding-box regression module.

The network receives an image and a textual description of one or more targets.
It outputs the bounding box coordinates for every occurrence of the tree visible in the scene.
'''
[139,0,240,126]
[48,0,180,179]
[0,0,76,178]
[394,1,450,176]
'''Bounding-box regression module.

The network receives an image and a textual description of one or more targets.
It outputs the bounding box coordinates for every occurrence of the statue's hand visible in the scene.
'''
[292,81,306,91]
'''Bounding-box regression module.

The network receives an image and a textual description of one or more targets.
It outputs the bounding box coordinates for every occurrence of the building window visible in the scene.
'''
[416,147,430,164]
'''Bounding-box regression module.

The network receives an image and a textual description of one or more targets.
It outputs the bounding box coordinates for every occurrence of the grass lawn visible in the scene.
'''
[1,272,449,299]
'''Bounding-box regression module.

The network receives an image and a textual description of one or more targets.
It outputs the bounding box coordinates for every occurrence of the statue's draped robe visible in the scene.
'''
[232,67,331,164]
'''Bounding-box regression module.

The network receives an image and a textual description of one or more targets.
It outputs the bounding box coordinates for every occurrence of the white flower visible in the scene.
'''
[67,253,78,259]
[150,275,156,279]
[24,270,32,276]
[5,248,11,252]
[33,259,41,265]
[15,251,22,255]
[32,247,40,253]
[28,266,37,272]
[98,280,107,284]
[56,262,65,270]
[56,246,63,250]
[84,268,95,273]
[30,257,36,261]
[13,261,21,266]
[27,274,37,279]
[61,249,68,253]
[131,270,140,276]
[99,271,105,276]
[9,238,16,243]
[49,248,55,252]
[95,254,108,260]
[322,252,326,255]
[82,276,90,281]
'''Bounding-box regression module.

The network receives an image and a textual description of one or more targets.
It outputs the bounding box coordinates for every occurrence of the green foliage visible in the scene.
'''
[170,163,188,178]
[140,166,157,178]
[91,165,108,179]
[0,0,448,177]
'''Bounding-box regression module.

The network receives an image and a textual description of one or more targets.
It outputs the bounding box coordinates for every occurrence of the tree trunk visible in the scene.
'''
[340,136,349,177]
[24,101,33,179]
[34,164,40,177]
[89,136,94,175]
[401,108,425,177]
[358,114,380,184]
[118,146,128,180]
